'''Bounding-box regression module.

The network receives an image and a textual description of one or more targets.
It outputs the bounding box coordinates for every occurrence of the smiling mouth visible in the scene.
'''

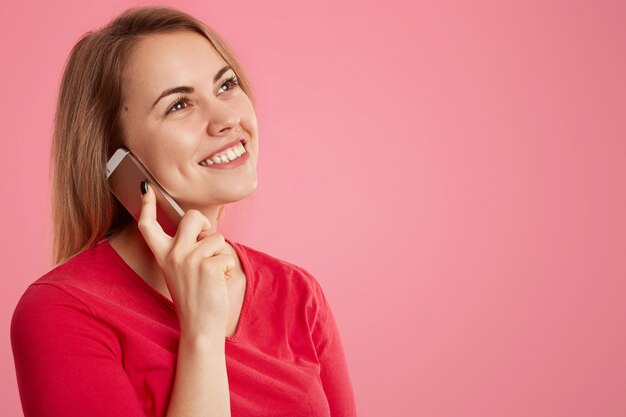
[198,138,248,165]
[198,139,248,166]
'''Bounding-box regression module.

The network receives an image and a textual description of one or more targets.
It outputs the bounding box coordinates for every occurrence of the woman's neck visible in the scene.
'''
[107,221,170,299]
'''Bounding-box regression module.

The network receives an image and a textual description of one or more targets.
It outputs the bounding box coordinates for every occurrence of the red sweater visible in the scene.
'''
[11,238,357,417]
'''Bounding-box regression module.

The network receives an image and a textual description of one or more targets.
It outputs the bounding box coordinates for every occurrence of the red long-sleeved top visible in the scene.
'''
[11,237,357,417]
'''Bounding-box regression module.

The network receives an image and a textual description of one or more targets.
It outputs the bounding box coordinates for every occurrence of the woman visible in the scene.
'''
[10,6,357,417]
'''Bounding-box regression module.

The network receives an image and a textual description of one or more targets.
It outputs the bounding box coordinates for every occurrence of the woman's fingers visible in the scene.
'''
[137,181,170,259]
[204,253,236,282]
[197,227,212,242]
[192,236,234,281]
[172,209,212,248]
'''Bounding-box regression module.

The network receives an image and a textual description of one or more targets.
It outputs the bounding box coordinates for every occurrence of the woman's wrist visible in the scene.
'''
[179,328,226,350]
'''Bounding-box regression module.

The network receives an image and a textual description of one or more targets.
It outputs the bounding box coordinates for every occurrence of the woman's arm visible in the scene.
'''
[310,280,358,417]
[10,283,148,417]
[165,332,230,417]
[137,183,232,416]
[11,283,231,417]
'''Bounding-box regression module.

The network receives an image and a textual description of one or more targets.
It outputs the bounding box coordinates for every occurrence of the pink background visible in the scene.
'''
[1,0,625,416]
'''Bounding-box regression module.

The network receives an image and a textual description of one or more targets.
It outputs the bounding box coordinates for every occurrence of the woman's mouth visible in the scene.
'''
[198,140,249,169]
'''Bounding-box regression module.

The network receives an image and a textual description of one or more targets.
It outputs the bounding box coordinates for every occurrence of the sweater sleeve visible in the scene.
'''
[10,283,147,417]
[309,279,358,417]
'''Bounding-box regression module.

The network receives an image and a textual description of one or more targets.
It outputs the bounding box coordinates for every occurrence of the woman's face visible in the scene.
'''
[119,30,258,211]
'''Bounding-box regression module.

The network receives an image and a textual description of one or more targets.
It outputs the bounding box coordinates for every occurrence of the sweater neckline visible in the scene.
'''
[98,236,253,343]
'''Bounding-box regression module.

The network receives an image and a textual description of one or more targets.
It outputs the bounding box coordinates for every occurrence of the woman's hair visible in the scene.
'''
[50,6,255,266]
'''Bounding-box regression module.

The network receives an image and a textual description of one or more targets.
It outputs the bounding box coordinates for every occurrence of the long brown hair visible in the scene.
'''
[50,6,255,266]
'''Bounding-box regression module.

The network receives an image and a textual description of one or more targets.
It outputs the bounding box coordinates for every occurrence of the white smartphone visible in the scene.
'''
[106,147,184,237]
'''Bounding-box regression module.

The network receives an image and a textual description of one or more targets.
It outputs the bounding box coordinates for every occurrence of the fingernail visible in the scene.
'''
[140,180,148,195]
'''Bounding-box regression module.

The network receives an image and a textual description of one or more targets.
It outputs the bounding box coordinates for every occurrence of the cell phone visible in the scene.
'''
[106,147,184,237]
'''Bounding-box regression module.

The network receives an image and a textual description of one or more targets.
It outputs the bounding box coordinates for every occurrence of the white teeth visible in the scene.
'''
[200,141,248,166]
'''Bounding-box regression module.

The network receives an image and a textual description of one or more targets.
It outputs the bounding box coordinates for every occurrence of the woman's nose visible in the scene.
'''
[205,100,241,136]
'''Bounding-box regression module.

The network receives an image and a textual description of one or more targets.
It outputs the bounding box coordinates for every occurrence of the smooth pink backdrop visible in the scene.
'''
[2,0,625,416]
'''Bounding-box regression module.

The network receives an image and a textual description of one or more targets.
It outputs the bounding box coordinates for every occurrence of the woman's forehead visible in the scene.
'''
[122,31,227,98]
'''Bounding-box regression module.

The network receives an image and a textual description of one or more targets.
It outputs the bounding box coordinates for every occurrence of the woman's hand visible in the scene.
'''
[137,181,235,338]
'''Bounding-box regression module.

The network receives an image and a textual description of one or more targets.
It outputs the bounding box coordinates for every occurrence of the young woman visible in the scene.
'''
[10,6,357,417]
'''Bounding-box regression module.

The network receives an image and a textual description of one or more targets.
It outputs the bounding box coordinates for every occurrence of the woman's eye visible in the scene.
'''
[218,75,239,94]
[168,97,190,114]
[166,76,238,115]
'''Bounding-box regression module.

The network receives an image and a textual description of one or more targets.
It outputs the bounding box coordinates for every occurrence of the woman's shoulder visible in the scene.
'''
[28,239,116,287]
[233,240,326,297]
[10,247,122,367]
[14,239,121,313]
[11,258,104,343]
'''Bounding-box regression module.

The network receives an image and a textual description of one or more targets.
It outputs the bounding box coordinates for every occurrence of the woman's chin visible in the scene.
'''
[179,184,258,210]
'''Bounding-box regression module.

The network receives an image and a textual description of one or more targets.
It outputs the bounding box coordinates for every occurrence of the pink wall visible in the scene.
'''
[2,0,625,416]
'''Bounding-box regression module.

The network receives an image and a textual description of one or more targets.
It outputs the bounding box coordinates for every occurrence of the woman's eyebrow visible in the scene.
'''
[213,65,233,83]
[151,86,194,109]
[150,65,233,109]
